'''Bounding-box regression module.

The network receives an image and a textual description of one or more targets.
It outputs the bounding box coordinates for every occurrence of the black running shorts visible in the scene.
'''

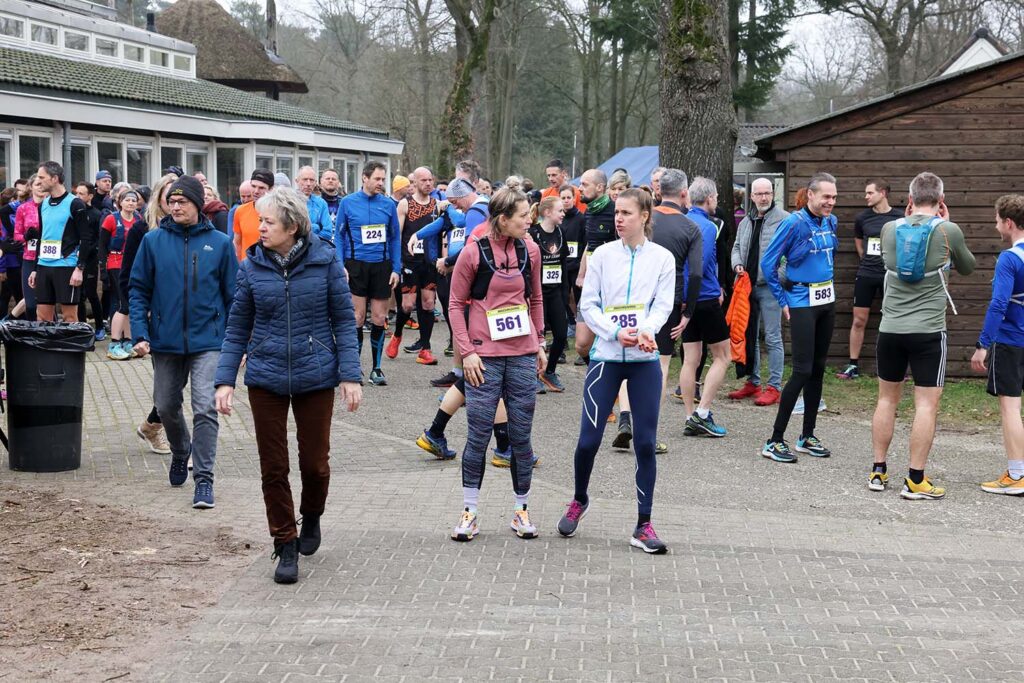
[986,342,1024,397]
[34,264,81,306]
[345,259,393,300]
[876,331,947,388]
[680,299,730,345]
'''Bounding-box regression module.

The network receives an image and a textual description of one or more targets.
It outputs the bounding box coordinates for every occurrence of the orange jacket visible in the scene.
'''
[725,271,751,364]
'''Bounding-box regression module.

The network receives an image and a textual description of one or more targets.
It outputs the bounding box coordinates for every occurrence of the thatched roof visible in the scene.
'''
[156,0,307,95]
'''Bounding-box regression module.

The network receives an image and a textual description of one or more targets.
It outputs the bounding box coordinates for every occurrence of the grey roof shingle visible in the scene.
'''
[0,45,389,139]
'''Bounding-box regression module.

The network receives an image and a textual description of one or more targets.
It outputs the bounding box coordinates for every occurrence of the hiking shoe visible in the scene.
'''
[794,435,830,458]
[451,508,479,541]
[761,440,797,463]
[298,514,321,556]
[836,364,861,380]
[137,420,171,455]
[416,430,457,460]
[404,319,419,330]
[272,538,299,584]
[612,416,633,450]
[630,522,668,554]
[685,411,727,437]
[728,381,760,401]
[557,499,589,537]
[444,342,454,357]
[574,355,588,366]
[192,481,214,509]
[385,334,401,359]
[869,470,888,491]
[404,340,424,353]
[416,349,438,365]
[536,379,547,395]
[901,477,946,500]
[368,368,387,386]
[430,371,458,388]
[655,442,668,454]
[981,471,1024,495]
[754,386,781,406]
[94,328,106,341]
[168,456,189,486]
[510,508,538,539]
[540,371,565,393]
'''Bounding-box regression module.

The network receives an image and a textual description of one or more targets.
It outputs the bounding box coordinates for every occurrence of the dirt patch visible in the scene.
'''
[0,485,258,681]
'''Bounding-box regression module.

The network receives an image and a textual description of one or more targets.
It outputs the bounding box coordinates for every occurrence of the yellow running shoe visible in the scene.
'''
[981,471,1024,496]
[900,476,945,500]
[868,470,888,492]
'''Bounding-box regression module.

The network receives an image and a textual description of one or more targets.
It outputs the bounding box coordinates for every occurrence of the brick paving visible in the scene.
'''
[6,344,1024,681]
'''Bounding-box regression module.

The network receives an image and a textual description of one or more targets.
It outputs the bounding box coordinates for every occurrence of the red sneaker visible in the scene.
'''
[416,349,438,365]
[405,319,419,330]
[754,386,781,406]
[385,335,401,359]
[727,381,760,401]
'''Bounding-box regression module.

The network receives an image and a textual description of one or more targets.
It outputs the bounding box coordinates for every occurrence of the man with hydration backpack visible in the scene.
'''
[869,171,975,500]
[972,195,1024,495]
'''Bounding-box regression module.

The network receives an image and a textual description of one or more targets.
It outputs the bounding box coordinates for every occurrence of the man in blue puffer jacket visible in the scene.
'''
[130,175,238,510]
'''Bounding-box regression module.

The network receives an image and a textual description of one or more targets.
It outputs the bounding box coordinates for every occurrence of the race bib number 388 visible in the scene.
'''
[39,239,61,260]
[360,224,386,244]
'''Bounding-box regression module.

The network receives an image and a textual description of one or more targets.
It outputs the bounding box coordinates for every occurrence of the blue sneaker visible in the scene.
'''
[192,481,214,509]
[168,456,189,486]
[94,328,106,341]
[795,435,831,458]
[685,411,727,437]
[491,447,540,468]
[761,440,797,463]
[416,430,456,460]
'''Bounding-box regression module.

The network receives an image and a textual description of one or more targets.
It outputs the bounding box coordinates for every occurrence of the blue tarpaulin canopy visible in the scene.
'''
[572,146,659,187]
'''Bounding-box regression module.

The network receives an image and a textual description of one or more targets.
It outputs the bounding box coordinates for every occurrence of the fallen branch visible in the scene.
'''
[16,566,54,574]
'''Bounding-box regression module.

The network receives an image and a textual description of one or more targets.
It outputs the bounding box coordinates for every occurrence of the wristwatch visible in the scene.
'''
[975,342,984,349]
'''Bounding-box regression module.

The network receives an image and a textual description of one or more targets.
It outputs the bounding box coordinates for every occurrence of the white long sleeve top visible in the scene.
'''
[580,236,676,363]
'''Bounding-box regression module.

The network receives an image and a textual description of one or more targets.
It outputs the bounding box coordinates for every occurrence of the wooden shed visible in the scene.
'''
[754,52,1024,376]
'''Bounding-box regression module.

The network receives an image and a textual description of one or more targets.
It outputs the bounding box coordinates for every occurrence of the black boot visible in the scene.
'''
[298,514,321,556]
[273,539,299,584]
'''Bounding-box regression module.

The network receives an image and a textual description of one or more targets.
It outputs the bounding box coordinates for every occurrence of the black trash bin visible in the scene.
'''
[0,321,95,472]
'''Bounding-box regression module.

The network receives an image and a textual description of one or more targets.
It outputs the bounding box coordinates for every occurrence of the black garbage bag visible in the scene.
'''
[0,321,96,352]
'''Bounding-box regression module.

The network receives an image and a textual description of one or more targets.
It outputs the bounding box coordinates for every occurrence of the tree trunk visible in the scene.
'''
[608,39,620,157]
[659,0,737,231]
[617,50,631,150]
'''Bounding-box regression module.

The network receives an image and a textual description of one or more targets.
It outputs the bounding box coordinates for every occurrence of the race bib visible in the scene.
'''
[449,227,465,243]
[542,264,562,284]
[809,280,835,306]
[27,239,37,252]
[606,303,644,328]
[412,239,424,254]
[39,239,61,260]
[567,241,579,259]
[360,224,386,244]
[867,237,881,256]
[486,304,530,341]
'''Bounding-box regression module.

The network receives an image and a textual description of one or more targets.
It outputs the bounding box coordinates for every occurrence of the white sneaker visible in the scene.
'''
[510,508,537,539]
[451,508,479,542]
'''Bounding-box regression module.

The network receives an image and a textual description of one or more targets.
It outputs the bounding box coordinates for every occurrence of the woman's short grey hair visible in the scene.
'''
[504,175,523,191]
[659,169,688,197]
[609,169,632,189]
[688,177,718,205]
[256,187,311,239]
[909,172,944,207]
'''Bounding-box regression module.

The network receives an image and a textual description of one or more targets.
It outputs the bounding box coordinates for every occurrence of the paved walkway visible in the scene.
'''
[6,344,1024,682]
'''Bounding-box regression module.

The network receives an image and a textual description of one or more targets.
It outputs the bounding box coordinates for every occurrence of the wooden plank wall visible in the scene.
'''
[780,77,1024,377]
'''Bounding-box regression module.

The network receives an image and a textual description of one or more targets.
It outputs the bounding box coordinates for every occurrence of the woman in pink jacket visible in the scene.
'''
[14,174,45,320]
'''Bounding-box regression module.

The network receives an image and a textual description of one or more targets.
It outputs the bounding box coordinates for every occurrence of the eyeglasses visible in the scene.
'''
[167,199,190,207]
[752,192,774,197]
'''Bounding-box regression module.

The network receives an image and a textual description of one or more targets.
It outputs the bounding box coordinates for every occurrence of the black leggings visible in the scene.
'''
[772,304,835,442]
[78,268,104,331]
[542,286,567,374]
[436,273,452,344]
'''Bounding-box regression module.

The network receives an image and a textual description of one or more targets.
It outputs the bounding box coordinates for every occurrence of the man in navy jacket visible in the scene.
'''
[130,175,238,510]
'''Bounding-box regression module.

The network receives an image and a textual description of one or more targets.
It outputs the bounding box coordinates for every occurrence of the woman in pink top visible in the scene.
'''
[14,173,45,320]
[447,187,545,542]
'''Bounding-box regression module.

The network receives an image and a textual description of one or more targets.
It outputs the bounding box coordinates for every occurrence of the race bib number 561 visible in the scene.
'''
[487,304,530,341]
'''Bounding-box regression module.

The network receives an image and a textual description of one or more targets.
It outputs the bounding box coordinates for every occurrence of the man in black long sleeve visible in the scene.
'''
[28,161,94,323]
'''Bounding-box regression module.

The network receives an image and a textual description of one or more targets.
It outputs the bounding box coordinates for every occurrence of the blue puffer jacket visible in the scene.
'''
[214,234,361,395]
[129,216,238,354]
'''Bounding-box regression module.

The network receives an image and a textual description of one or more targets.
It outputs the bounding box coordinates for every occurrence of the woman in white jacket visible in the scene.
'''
[556,188,676,554]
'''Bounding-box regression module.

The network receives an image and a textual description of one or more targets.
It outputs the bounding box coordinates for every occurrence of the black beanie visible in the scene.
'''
[167,176,205,215]
[251,168,275,188]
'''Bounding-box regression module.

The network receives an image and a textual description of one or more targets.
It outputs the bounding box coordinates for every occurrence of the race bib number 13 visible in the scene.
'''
[360,224,386,244]
[487,304,530,341]
[809,280,835,306]
[867,237,881,256]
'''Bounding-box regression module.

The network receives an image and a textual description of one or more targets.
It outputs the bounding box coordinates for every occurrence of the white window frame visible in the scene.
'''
[63,28,90,53]
[0,15,26,42]
[29,21,59,48]
[94,36,118,59]
[94,136,127,184]
[126,141,154,186]
[14,128,55,181]
[123,42,146,65]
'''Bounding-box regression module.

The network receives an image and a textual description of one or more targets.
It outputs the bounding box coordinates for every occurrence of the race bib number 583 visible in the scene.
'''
[809,280,835,306]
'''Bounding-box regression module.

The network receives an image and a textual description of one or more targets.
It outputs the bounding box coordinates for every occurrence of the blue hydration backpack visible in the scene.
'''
[893,216,944,283]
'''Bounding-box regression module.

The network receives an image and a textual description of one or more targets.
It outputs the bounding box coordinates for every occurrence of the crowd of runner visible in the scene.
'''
[5,155,1024,585]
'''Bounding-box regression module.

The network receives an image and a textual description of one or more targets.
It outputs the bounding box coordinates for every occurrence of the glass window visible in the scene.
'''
[64,31,88,52]
[276,155,292,180]
[0,17,24,39]
[95,38,117,57]
[216,148,244,206]
[70,144,89,188]
[124,44,144,63]
[150,50,168,68]
[255,153,274,172]
[97,141,123,183]
[173,54,191,72]
[345,161,359,195]
[0,139,9,189]
[19,135,50,179]
[30,24,57,46]
[127,147,151,185]
[187,151,207,176]
[160,146,182,174]
[298,154,314,172]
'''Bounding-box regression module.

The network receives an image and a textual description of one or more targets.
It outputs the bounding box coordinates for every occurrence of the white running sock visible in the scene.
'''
[1009,460,1024,479]
[696,407,710,419]
[514,492,529,510]
[463,486,480,512]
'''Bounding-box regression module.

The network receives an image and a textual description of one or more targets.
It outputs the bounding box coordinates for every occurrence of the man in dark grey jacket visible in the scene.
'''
[729,177,789,405]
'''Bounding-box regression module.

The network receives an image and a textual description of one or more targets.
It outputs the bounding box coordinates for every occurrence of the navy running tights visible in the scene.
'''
[462,354,538,494]
[574,360,663,515]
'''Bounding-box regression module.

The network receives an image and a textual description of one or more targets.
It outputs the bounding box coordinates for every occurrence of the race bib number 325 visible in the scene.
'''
[809,280,835,306]
[486,304,530,341]
[360,224,386,244]
[542,264,562,284]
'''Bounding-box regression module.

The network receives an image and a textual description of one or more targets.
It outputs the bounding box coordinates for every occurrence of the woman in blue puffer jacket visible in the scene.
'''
[214,187,363,585]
